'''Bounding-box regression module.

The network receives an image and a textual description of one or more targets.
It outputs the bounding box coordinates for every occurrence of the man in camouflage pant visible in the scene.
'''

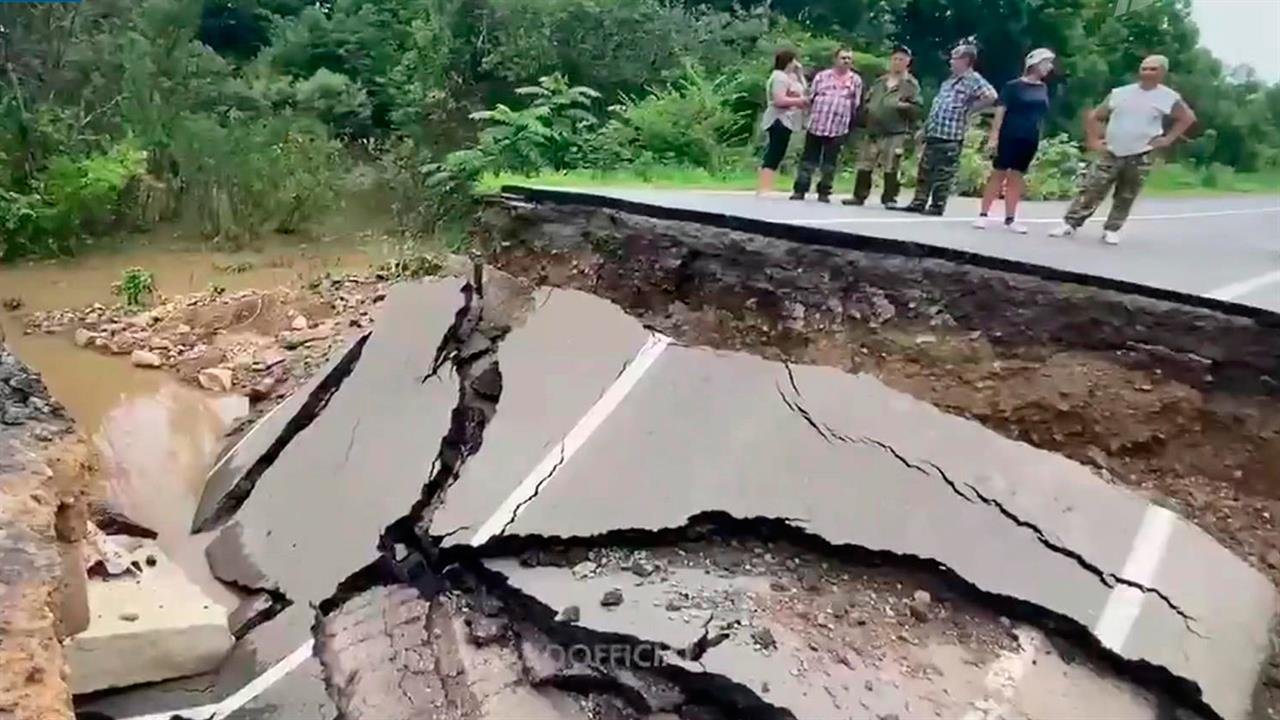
[844,45,921,207]
[1051,55,1197,245]
[902,44,996,215]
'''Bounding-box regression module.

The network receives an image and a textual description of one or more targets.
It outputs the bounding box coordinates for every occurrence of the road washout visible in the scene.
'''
[4,210,1276,718]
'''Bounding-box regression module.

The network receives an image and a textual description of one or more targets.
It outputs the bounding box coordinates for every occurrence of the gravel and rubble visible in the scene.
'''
[23,275,387,409]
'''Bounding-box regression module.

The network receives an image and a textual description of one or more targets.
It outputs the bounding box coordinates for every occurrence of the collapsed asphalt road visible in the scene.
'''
[77,263,1276,720]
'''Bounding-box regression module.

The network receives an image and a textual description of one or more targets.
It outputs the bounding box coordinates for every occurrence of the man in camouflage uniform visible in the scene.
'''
[1050,55,1197,245]
[843,45,921,208]
[902,44,997,215]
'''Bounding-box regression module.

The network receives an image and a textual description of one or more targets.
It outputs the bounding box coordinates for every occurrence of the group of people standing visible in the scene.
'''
[757,42,1197,245]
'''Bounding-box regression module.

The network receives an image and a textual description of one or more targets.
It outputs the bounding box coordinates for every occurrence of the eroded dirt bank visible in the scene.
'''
[0,334,97,720]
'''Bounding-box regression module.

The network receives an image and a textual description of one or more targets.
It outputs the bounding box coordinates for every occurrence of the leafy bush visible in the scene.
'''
[1025,134,1084,200]
[469,74,602,174]
[601,66,746,172]
[294,69,374,139]
[0,144,147,259]
[112,267,156,308]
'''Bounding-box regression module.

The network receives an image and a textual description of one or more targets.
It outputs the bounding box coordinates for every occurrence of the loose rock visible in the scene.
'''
[291,315,310,330]
[197,367,234,393]
[74,328,96,347]
[600,588,624,607]
[750,626,777,651]
[570,561,598,579]
[555,605,581,623]
[130,350,162,368]
[909,590,933,622]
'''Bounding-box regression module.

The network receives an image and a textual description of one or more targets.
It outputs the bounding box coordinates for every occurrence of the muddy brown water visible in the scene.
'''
[0,232,388,606]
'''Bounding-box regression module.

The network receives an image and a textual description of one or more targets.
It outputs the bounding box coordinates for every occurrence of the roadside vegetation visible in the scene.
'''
[3,0,1279,261]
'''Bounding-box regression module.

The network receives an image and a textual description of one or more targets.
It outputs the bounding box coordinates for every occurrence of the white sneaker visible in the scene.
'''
[1005,221,1029,234]
[972,216,990,229]
[1048,223,1076,238]
[1103,230,1122,245]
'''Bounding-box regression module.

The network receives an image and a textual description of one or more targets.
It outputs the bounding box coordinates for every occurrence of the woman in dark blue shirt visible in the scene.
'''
[973,48,1055,234]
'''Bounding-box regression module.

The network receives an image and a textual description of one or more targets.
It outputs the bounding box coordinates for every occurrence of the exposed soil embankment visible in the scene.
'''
[475,200,1280,596]
[0,336,98,720]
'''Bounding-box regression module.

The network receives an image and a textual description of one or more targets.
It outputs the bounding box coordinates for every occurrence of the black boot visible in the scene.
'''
[881,172,900,207]
[845,170,872,206]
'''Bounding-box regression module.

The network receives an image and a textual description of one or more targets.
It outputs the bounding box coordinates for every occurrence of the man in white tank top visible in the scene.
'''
[1049,55,1197,245]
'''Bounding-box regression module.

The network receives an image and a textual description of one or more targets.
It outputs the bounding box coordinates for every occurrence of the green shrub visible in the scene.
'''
[112,267,156,308]
[469,74,602,174]
[0,144,147,259]
[1024,134,1084,200]
[602,65,746,172]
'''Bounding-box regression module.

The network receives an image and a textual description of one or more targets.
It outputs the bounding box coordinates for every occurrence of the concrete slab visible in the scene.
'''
[500,344,1274,719]
[65,545,233,694]
[430,288,653,543]
[76,602,317,718]
[206,277,464,606]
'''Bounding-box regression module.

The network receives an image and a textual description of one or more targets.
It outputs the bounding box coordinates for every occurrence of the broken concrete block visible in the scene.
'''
[128,350,161,368]
[65,545,233,694]
[197,367,234,393]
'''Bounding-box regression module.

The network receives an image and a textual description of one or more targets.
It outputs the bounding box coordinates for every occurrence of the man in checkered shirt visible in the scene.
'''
[790,48,862,202]
[903,44,997,215]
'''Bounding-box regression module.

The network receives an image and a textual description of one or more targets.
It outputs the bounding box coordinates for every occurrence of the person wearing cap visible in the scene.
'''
[790,47,862,203]
[1049,55,1196,245]
[903,44,997,215]
[842,44,921,208]
[973,48,1055,234]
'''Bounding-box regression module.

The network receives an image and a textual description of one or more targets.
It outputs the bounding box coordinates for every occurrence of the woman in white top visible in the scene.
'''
[757,49,808,196]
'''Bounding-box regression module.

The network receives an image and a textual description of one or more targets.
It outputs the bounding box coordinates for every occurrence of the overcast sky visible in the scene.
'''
[1190,0,1280,81]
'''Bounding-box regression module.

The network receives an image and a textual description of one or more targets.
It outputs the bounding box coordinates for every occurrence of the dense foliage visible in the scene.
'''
[2,0,1277,257]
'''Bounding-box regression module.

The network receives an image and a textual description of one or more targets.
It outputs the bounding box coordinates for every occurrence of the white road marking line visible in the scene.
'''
[1092,505,1177,652]
[117,639,315,720]
[203,399,289,481]
[468,332,672,546]
[1206,269,1280,300]
[960,627,1041,720]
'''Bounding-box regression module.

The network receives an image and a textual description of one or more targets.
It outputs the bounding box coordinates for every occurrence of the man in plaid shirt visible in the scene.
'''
[903,44,997,215]
[790,48,862,202]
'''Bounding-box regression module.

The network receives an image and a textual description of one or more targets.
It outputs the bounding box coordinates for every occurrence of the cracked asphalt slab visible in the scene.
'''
[76,271,1277,720]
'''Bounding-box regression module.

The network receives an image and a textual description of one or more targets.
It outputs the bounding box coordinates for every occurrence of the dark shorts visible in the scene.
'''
[994,134,1039,173]
[761,120,792,170]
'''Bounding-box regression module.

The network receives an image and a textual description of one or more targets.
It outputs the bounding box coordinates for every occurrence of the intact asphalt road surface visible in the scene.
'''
[578,188,1280,312]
